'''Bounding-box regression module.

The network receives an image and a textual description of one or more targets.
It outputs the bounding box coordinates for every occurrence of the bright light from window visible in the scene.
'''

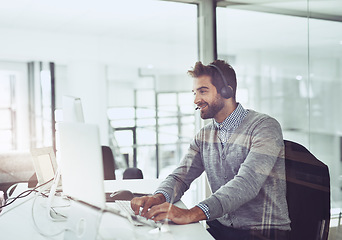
[40,70,51,92]
[296,75,303,81]
[237,88,249,104]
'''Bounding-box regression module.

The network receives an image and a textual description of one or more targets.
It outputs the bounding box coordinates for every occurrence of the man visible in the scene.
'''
[131,60,291,240]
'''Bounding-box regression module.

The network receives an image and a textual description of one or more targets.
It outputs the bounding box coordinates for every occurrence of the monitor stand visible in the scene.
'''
[46,166,66,222]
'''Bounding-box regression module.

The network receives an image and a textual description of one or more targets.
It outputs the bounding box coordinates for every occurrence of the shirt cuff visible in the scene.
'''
[154,190,171,203]
[196,203,210,220]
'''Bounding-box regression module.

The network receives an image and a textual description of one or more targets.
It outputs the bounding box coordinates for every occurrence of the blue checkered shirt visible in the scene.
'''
[215,103,249,146]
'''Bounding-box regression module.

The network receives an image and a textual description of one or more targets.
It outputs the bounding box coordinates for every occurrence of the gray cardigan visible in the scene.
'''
[156,110,291,230]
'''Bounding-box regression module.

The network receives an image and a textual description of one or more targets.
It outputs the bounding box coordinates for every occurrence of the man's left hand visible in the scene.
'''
[143,202,206,225]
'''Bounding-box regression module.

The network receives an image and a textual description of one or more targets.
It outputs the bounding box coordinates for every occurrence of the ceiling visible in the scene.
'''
[167,0,342,21]
[1,0,341,36]
[0,0,195,42]
[218,0,342,22]
[0,0,341,59]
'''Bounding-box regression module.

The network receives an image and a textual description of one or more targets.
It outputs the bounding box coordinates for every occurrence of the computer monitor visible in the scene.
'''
[58,122,105,209]
[58,122,105,239]
[62,95,85,123]
[31,147,58,188]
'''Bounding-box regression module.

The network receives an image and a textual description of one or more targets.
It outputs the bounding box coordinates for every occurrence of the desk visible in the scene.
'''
[104,179,163,195]
[0,180,214,240]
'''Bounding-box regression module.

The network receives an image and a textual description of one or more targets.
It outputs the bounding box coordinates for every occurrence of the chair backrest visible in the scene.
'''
[101,146,144,180]
[284,140,330,240]
[123,167,143,180]
[101,146,116,180]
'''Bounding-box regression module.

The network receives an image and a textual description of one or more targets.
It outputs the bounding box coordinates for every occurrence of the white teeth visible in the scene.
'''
[199,104,207,110]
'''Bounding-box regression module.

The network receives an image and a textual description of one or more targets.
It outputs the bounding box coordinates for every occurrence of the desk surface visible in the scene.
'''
[0,180,214,240]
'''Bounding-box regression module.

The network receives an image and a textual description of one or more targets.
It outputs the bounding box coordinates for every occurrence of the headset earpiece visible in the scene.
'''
[220,85,234,99]
[208,64,233,99]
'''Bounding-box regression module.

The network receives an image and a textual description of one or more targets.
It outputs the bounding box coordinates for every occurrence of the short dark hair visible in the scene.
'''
[187,60,237,99]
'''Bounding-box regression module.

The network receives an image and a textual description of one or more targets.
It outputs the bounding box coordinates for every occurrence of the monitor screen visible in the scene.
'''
[62,95,85,123]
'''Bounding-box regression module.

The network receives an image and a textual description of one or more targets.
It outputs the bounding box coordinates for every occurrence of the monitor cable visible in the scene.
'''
[0,178,53,210]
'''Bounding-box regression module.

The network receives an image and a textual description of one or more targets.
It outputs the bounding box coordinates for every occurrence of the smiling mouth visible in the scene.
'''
[197,104,208,110]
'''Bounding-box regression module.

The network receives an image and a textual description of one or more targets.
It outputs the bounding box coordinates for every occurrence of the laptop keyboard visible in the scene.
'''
[115,200,162,229]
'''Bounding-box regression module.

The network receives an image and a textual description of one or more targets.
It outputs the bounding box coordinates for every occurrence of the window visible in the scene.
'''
[0,73,16,150]
[106,1,198,180]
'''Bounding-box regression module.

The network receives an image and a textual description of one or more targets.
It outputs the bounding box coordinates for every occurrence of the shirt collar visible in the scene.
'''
[214,103,248,131]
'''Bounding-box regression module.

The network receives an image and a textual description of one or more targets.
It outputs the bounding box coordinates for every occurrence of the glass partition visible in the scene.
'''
[217,1,342,237]
[308,3,342,234]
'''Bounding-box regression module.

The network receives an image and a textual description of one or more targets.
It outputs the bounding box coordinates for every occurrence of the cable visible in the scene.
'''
[94,209,106,240]
[0,178,53,209]
[31,172,70,237]
[5,188,50,203]
[2,177,104,238]
[64,206,105,239]
[31,193,66,237]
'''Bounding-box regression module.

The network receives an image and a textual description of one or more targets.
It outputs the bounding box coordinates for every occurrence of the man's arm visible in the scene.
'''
[130,193,166,216]
[130,129,207,223]
[155,140,205,204]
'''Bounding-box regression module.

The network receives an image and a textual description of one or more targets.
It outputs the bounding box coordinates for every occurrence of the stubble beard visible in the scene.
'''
[200,95,225,120]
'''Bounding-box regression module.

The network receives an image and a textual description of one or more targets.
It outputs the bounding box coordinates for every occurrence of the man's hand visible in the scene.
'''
[130,193,166,216]
[144,202,207,225]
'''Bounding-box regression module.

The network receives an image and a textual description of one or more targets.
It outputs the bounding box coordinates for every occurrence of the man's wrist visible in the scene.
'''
[154,190,171,203]
[153,193,166,203]
[188,206,208,222]
[196,203,210,220]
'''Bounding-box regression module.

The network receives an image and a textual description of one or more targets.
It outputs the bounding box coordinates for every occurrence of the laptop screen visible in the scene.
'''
[58,122,106,209]
[31,147,58,187]
[62,95,85,123]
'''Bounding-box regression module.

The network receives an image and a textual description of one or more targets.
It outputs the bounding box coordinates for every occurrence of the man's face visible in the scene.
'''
[192,75,225,120]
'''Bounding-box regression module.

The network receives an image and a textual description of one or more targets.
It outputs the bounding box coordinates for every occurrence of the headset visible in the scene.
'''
[208,64,234,99]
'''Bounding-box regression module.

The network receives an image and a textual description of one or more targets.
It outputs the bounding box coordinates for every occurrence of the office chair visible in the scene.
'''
[123,167,143,180]
[101,146,143,180]
[284,140,330,240]
[101,146,116,180]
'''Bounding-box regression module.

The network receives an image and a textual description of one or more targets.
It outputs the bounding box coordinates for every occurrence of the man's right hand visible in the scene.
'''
[130,193,166,217]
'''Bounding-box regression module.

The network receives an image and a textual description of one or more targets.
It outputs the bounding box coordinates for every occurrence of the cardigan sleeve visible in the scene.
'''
[156,130,205,204]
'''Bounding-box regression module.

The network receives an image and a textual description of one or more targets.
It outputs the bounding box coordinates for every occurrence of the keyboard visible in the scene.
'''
[114,200,162,229]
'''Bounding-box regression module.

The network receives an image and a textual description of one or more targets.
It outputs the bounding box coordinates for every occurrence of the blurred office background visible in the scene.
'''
[0,0,341,238]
